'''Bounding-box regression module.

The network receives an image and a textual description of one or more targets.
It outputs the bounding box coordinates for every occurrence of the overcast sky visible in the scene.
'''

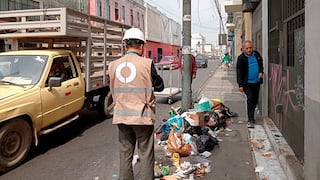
[144,0,227,44]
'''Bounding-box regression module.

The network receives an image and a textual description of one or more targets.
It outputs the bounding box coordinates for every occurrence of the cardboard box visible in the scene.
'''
[185,112,205,126]
[196,112,205,126]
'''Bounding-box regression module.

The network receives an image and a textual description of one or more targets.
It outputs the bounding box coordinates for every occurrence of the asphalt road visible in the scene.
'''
[0,60,221,180]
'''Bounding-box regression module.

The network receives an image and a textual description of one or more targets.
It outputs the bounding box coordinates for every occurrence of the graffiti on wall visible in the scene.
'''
[269,64,304,122]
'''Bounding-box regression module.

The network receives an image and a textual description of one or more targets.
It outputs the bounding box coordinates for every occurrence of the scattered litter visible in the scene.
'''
[251,139,265,150]
[132,154,139,166]
[255,166,264,173]
[217,138,223,142]
[171,153,181,168]
[200,151,212,158]
[261,152,272,157]
[224,127,233,132]
[205,165,212,173]
[161,175,178,180]
[94,176,99,180]
[194,164,206,177]
[111,173,118,179]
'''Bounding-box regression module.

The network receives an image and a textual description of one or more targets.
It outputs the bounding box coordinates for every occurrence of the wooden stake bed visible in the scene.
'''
[0,8,131,92]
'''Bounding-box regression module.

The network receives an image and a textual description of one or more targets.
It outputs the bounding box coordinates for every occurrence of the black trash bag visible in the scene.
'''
[183,118,202,135]
[160,132,169,141]
[195,134,219,153]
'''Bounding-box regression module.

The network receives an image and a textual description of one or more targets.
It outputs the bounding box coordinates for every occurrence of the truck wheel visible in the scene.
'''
[98,91,114,119]
[0,119,32,172]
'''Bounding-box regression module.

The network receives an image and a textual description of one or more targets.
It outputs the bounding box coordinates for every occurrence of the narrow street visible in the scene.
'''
[1,60,226,180]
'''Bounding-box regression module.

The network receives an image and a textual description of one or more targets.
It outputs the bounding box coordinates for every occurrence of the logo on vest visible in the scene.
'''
[115,62,137,83]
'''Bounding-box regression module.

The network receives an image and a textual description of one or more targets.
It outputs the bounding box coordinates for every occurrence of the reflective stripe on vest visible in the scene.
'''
[114,109,152,117]
[112,87,153,94]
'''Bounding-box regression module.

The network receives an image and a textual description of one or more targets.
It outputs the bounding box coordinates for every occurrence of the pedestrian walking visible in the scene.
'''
[221,53,231,71]
[108,27,164,180]
[236,40,264,128]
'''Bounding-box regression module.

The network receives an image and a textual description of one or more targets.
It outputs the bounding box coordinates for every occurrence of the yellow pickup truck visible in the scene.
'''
[0,8,130,172]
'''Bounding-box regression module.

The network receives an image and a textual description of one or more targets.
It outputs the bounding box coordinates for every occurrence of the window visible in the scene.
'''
[16,0,39,10]
[122,5,125,23]
[141,14,144,30]
[97,0,102,17]
[130,9,133,25]
[137,12,140,28]
[115,2,119,21]
[106,0,110,19]
[48,56,75,83]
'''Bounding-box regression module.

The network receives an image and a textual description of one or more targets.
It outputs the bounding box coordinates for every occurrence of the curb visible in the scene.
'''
[263,118,304,180]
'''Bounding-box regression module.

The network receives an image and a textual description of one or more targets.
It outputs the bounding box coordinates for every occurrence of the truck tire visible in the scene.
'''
[98,91,114,119]
[0,118,32,172]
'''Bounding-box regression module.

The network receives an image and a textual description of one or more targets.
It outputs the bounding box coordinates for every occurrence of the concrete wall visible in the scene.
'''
[145,4,161,42]
[144,3,181,60]
[243,12,252,40]
[145,3,181,46]
[304,0,320,179]
[234,12,242,57]
[261,0,268,117]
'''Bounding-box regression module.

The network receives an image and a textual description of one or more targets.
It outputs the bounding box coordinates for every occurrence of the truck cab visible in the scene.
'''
[0,50,85,171]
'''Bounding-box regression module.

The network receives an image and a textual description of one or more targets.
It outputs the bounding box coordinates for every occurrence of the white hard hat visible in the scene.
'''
[123,27,145,43]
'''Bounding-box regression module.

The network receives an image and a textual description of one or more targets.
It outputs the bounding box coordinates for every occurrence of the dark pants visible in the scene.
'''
[244,83,260,123]
[118,124,154,180]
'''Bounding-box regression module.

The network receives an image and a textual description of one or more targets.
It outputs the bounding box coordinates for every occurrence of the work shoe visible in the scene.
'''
[247,121,255,128]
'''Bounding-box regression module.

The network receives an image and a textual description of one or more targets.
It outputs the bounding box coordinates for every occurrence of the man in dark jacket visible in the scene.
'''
[236,40,264,128]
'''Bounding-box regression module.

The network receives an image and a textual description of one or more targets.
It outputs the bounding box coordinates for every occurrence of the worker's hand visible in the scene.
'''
[239,87,244,92]
[192,73,196,79]
[258,73,263,78]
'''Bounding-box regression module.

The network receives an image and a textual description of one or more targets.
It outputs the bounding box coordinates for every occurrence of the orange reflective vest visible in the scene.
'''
[108,54,156,125]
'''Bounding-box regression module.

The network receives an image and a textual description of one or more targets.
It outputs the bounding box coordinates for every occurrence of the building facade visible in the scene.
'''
[87,1,181,62]
[305,0,320,179]
[89,0,145,30]
[224,0,320,179]
[144,3,181,61]
[0,0,41,51]
[191,33,205,55]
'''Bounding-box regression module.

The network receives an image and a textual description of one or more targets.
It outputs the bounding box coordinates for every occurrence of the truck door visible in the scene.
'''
[40,55,84,127]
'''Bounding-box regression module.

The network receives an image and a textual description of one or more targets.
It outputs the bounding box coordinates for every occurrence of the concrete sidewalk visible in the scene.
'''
[152,63,299,180]
[197,64,288,180]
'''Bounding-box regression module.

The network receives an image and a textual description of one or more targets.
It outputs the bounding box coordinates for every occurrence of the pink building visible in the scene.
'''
[89,0,145,30]
[89,0,181,60]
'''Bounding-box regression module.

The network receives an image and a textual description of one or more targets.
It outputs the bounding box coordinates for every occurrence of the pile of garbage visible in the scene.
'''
[154,95,238,179]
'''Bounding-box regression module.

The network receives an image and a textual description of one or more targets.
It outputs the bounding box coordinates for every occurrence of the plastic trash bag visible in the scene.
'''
[161,115,183,133]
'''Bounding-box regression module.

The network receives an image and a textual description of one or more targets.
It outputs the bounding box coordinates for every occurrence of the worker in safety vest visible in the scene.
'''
[108,27,164,180]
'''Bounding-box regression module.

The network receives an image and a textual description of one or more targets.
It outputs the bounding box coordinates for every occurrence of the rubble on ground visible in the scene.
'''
[154,95,238,179]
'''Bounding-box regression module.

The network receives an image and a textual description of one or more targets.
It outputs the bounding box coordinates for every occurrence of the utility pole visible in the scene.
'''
[181,0,192,111]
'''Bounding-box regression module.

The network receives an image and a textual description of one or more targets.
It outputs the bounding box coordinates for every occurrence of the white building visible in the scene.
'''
[191,33,205,55]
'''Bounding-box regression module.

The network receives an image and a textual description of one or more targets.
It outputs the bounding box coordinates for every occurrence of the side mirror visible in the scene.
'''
[48,77,62,91]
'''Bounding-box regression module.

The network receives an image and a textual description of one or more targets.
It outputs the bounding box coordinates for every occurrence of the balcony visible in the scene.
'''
[224,0,242,13]
[242,0,260,12]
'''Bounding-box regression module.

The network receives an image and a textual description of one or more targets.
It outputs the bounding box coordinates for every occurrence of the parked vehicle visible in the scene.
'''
[156,55,179,70]
[0,7,130,172]
[213,55,221,60]
[195,55,208,68]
